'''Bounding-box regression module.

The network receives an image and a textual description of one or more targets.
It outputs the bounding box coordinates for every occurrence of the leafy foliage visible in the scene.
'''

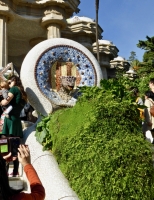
[137,36,154,52]
[35,77,154,199]
[143,51,154,63]
[126,37,154,97]
[35,115,52,151]
[128,51,137,62]
[136,36,154,78]
[135,72,154,97]
[128,51,140,68]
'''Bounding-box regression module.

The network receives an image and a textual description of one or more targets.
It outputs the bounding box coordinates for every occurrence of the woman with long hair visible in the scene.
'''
[0,75,27,176]
[0,145,45,200]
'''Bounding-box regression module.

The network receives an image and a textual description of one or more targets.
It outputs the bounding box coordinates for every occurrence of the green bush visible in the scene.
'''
[48,95,153,199]
[36,79,154,199]
[35,115,52,150]
[137,72,154,97]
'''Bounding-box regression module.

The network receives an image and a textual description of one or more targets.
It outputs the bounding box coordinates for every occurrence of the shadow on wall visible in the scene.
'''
[25,87,48,116]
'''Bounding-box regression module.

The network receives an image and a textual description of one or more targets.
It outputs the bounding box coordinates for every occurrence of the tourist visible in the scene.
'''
[0,145,45,200]
[0,80,13,133]
[143,91,154,133]
[0,80,13,122]
[129,87,144,120]
[0,75,27,176]
[130,87,143,105]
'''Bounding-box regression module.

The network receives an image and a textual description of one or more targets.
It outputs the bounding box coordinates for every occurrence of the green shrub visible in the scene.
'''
[35,115,52,150]
[137,72,154,97]
[48,96,154,199]
[36,79,154,199]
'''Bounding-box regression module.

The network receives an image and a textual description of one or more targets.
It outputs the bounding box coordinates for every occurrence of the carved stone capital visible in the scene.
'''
[0,0,80,19]
[41,9,67,29]
[44,9,61,16]
[0,1,6,6]
[92,42,119,60]
[0,2,14,22]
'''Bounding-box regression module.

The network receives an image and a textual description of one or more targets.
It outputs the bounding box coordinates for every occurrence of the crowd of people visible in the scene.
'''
[0,75,45,199]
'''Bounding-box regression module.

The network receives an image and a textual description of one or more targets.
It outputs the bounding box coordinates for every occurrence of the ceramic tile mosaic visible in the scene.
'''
[21,38,102,115]
[35,45,96,106]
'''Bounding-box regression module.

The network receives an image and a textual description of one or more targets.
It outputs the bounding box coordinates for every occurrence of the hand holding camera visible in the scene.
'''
[2,144,30,167]
[18,145,30,167]
[0,137,30,166]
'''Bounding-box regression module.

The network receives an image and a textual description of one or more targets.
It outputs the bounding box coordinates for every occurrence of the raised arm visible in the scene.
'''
[0,92,14,106]
[11,145,45,200]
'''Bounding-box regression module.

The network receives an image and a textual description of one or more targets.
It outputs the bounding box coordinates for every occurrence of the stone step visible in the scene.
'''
[9,176,24,190]
[8,162,24,190]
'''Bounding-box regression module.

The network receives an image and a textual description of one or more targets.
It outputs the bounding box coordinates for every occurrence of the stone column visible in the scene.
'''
[0,15,8,68]
[41,8,66,39]
[47,24,61,39]
[100,66,108,79]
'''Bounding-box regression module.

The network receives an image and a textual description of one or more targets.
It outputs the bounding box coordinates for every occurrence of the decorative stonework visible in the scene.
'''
[107,56,130,79]
[67,16,95,24]
[44,9,61,16]
[0,1,6,6]
[64,16,103,52]
[93,40,119,59]
[0,0,80,18]
[58,76,76,102]
[0,2,14,23]
[110,56,130,70]
[21,38,103,115]
[41,8,67,38]
[35,45,97,106]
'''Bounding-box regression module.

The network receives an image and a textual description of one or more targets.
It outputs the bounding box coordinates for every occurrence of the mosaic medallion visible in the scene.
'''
[21,38,102,115]
[35,45,97,105]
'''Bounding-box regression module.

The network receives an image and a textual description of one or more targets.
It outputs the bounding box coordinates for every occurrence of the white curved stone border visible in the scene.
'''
[23,123,79,200]
[20,38,103,116]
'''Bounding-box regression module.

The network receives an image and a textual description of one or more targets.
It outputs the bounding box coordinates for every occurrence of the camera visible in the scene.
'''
[0,137,21,157]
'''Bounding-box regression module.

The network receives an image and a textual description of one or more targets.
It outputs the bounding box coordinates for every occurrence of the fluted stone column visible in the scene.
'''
[41,8,67,39]
[0,15,8,68]
[47,24,61,39]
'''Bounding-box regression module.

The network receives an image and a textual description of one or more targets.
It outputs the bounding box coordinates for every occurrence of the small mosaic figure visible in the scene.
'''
[58,76,76,102]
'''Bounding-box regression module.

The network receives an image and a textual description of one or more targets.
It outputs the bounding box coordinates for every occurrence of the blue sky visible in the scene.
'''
[77,0,154,61]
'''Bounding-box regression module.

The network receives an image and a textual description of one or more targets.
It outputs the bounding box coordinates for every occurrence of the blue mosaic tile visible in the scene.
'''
[35,45,97,104]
